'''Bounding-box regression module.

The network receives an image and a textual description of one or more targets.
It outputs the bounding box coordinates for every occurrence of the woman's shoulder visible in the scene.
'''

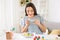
[35,15,41,18]
[21,16,28,21]
[35,15,44,20]
[24,16,28,19]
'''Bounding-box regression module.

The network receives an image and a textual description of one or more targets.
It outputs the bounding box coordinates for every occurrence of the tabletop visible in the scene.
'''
[0,32,60,40]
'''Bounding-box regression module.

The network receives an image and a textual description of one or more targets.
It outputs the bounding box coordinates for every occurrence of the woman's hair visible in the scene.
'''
[25,2,37,16]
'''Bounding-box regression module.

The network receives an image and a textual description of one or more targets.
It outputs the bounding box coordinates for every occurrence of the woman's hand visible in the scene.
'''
[34,20,46,32]
[25,20,30,26]
[34,20,41,26]
[21,20,30,32]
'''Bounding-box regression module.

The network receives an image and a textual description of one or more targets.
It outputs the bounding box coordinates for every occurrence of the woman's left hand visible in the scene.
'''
[34,20,46,32]
[34,20,41,26]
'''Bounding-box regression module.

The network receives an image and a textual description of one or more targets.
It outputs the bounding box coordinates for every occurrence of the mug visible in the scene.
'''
[6,32,13,39]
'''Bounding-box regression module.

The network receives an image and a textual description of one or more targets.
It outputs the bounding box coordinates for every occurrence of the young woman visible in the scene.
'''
[20,2,46,34]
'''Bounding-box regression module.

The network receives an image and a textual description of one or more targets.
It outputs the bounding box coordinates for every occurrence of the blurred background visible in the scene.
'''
[0,0,60,33]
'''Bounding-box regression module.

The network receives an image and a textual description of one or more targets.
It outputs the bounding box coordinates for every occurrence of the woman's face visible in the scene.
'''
[26,7,34,18]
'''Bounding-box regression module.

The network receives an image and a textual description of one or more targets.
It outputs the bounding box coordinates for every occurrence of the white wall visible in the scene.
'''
[13,0,25,32]
[0,0,21,33]
[0,0,6,32]
[0,0,13,32]
[48,0,60,22]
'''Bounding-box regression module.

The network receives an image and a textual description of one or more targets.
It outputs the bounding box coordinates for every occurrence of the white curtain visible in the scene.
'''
[0,0,13,33]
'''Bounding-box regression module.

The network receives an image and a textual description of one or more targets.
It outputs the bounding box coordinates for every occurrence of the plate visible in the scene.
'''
[22,32,34,38]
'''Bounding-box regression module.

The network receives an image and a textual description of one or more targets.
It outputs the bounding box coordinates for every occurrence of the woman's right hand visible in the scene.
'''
[25,20,30,26]
[21,20,30,32]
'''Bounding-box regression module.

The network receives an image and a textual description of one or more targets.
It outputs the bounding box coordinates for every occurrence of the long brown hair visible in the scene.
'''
[25,2,37,16]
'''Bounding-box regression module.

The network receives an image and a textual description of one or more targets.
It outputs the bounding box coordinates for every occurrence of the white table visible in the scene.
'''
[0,33,60,40]
[13,33,33,40]
[0,33,32,40]
[13,33,60,40]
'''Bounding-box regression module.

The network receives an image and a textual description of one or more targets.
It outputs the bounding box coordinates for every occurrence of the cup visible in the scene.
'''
[6,32,13,39]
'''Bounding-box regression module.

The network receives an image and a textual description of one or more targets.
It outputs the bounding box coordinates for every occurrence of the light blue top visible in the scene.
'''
[20,15,44,34]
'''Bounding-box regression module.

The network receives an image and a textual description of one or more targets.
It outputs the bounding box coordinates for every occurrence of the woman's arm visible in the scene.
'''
[21,20,30,32]
[21,25,29,32]
[34,20,46,32]
[38,24,46,32]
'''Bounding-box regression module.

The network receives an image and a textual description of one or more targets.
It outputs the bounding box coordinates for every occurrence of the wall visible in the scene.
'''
[0,0,6,33]
[0,0,13,32]
[48,0,60,22]
[13,0,25,33]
